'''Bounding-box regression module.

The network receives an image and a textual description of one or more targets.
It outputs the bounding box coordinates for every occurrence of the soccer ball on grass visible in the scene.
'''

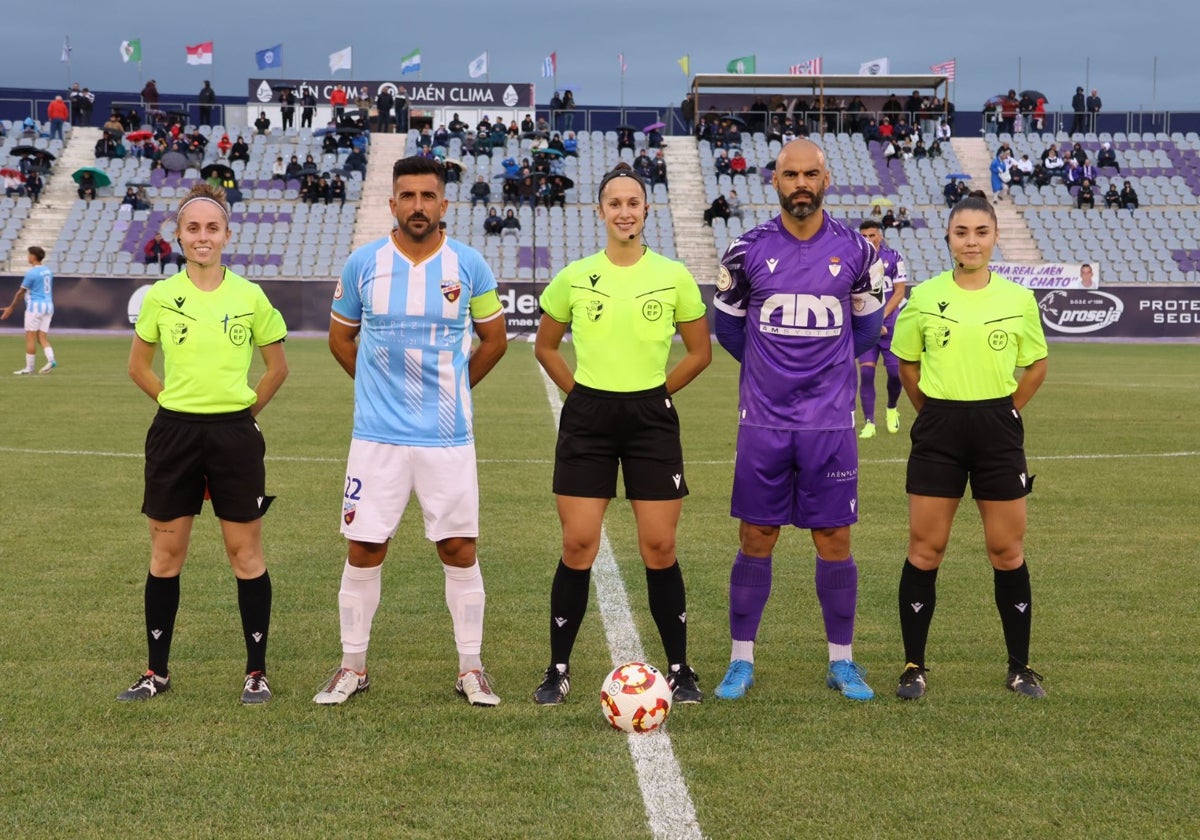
[600,661,672,733]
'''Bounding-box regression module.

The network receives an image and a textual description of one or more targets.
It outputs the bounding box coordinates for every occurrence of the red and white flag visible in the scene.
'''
[789,57,823,75]
[929,59,956,81]
[186,42,213,65]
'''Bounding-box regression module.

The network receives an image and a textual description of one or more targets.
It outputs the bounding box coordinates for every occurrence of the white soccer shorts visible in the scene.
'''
[23,309,52,333]
[340,438,480,543]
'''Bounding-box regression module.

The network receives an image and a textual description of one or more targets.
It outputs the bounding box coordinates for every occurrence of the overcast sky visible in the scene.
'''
[4,1,1193,111]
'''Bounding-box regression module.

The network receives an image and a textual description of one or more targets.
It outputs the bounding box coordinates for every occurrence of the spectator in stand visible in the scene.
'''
[504,119,518,138]
[633,150,653,181]
[881,208,899,229]
[314,175,332,205]
[928,139,944,159]
[999,91,1018,135]
[562,131,578,158]
[47,96,69,142]
[375,88,394,133]
[1079,158,1099,186]
[905,90,924,124]
[1063,158,1083,191]
[1086,89,1102,132]
[1018,92,1035,134]
[502,208,521,233]
[122,187,140,209]
[462,131,479,157]
[1097,143,1120,174]
[416,127,433,149]
[725,121,743,149]
[548,133,566,155]
[299,174,318,204]
[216,133,232,157]
[913,139,928,160]
[322,130,339,155]
[254,112,271,136]
[344,148,368,179]
[1032,164,1052,190]
[896,207,912,228]
[198,81,216,126]
[143,232,182,272]
[433,124,450,149]
[483,207,503,235]
[1043,147,1065,178]
[393,86,408,133]
[269,156,285,182]
[703,193,730,226]
[1100,182,1118,210]
[883,138,901,168]
[651,153,668,188]
[893,116,913,143]
[25,171,43,203]
[69,83,85,124]
[141,80,160,109]
[1032,97,1047,134]
[330,174,347,207]
[330,85,348,121]
[944,178,961,208]
[729,150,749,178]
[560,90,576,131]
[714,150,732,177]
[1015,154,1035,180]
[647,126,664,149]
[1068,142,1087,165]
[726,188,744,220]
[548,176,569,208]
[279,89,296,131]
[1071,87,1086,135]
[617,126,635,152]
[1119,180,1139,211]
[301,89,317,129]
[470,175,491,208]
[1076,179,1096,210]
[4,173,24,198]
[77,170,97,202]
[285,155,303,181]
[229,136,250,166]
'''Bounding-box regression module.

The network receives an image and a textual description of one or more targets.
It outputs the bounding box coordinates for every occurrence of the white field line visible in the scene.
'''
[538,369,703,840]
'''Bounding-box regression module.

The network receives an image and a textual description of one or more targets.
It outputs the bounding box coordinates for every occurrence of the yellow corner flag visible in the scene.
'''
[678,55,689,76]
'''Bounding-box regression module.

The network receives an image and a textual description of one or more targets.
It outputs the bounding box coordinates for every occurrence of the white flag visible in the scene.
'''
[329,46,352,74]
[858,57,890,76]
[468,51,488,79]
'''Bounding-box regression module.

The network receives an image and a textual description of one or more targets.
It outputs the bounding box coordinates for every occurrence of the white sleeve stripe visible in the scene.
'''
[330,312,361,327]
[712,298,747,317]
[473,308,504,325]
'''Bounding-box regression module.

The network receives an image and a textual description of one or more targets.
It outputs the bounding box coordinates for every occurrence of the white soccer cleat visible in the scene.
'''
[313,667,369,705]
[13,368,33,375]
[456,668,501,706]
[39,360,57,373]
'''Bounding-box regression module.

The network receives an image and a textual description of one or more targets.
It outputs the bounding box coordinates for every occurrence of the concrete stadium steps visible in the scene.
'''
[949,137,1042,262]
[352,133,409,250]
[8,127,100,272]
[663,136,719,284]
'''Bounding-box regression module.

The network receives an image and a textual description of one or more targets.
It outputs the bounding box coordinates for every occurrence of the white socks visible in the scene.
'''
[444,561,486,673]
[731,640,755,663]
[338,561,381,673]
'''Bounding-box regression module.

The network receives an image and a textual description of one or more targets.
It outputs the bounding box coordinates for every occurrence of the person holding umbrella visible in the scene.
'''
[76,170,97,202]
[119,183,289,704]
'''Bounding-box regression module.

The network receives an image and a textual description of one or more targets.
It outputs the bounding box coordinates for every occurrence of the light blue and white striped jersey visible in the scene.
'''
[331,235,500,447]
[22,265,54,315]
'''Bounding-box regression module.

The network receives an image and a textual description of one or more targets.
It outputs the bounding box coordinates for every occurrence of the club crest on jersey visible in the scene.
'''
[170,323,188,345]
[828,257,842,277]
[343,502,356,525]
[441,279,462,303]
[716,265,734,292]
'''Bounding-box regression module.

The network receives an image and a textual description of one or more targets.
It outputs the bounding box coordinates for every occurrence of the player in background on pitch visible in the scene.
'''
[315,156,508,708]
[712,139,885,702]
[2,246,58,374]
[855,219,908,439]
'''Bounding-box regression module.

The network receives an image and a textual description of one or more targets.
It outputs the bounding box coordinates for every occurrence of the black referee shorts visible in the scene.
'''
[553,383,688,501]
[906,397,1032,501]
[142,408,270,522]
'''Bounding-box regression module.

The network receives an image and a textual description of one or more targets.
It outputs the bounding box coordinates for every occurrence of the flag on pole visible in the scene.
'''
[256,44,282,70]
[400,48,421,75]
[726,55,756,74]
[858,56,890,76]
[61,36,72,64]
[186,42,214,65]
[120,39,141,64]
[542,52,556,78]
[468,51,488,78]
[618,53,628,74]
[329,46,352,73]
[929,59,957,81]
[789,57,823,75]
[677,55,689,76]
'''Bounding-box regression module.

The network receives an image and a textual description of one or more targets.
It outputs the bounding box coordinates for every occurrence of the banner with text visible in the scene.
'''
[988,262,1102,289]
[246,78,534,109]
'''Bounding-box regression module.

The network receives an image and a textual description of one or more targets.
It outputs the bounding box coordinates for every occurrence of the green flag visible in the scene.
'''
[120,39,142,63]
[726,55,755,74]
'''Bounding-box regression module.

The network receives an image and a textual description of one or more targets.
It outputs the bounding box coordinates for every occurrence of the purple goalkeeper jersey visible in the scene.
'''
[714,212,881,431]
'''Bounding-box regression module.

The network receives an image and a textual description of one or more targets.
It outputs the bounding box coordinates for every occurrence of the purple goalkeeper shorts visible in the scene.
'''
[731,426,859,529]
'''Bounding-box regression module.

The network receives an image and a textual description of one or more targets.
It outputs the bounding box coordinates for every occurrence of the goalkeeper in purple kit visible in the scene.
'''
[712,139,885,701]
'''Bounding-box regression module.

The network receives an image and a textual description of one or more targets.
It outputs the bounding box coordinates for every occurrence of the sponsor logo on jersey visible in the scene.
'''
[333,279,344,300]
[765,258,779,273]
[173,296,186,308]
[588,273,601,288]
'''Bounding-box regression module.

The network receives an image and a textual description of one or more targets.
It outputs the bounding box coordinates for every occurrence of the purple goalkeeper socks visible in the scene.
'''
[729,552,772,642]
[815,555,858,647]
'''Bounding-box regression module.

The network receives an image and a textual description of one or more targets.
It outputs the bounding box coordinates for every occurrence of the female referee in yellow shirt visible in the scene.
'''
[890,191,1049,700]
[532,162,711,706]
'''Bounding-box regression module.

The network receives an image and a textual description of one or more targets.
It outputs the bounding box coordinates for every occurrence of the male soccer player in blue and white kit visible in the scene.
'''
[315,157,508,707]
[855,219,908,438]
[712,139,885,701]
[2,246,58,374]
